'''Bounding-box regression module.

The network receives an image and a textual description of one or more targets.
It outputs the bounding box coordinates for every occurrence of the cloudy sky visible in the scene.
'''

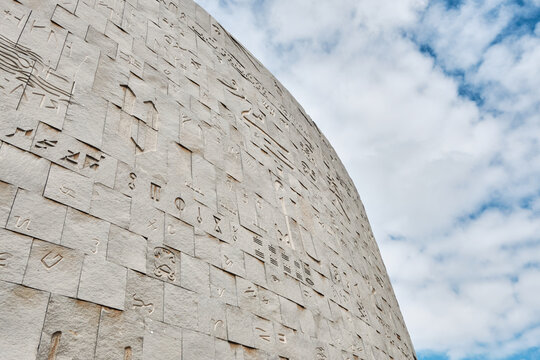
[195,0,540,359]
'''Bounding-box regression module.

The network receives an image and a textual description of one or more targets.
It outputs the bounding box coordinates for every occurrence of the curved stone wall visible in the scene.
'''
[0,0,415,359]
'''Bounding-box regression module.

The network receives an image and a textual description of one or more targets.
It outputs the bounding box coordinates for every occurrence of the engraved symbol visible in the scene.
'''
[223,255,233,267]
[255,327,271,342]
[196,207,202,224]
[213,215,222,233]
[61,150,80,165]
[83,154,105,170]
[315,347,327,360]
[35,139,58,149]
[132,294,154,314]
[244,287,257,298]
[277,333,287,343]
[14,216,31,231]
[41,251,63,268]
[147,218,158,231]
[213,319,224,331]
[153,247,176,281]
[91,239,100,254]
[167,224,176,235]
[216,288,225,297]
[231,224,238,242]
[150,183,161,201]
[47,331,61,360]
[128,173,137,190]
[175,197,185,211]
[59,186,75,198]
[0,252,13,267]
[6,127,33,138]
[124,346,132,360]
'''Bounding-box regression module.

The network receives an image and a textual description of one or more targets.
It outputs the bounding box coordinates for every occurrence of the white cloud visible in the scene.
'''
[197,0,540,358]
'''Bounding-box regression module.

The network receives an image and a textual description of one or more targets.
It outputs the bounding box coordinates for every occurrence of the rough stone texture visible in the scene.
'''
[0,0,415,358]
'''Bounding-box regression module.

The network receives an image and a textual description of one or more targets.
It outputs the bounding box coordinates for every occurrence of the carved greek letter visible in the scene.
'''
[150,183,161,201]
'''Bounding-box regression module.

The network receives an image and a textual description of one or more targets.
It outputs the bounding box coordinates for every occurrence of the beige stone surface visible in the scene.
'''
[0,0,416,358]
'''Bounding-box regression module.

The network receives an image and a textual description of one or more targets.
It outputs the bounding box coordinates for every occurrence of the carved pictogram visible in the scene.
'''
[153,247,176,281]
[132,294,154,314]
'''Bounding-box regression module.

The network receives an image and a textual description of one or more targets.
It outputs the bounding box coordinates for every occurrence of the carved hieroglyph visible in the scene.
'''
[0,0,416,359]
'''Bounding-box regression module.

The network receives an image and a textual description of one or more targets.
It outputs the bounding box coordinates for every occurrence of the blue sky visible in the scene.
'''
[196,0,540,359]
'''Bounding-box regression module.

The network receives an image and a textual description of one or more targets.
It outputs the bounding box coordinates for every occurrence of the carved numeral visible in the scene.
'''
[175,197,185,211]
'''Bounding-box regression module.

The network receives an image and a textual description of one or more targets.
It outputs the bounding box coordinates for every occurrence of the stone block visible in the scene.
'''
[61,207,110,258]
[78,255,127,310]
[183,329,215,360]
[94,308,144,360]
[181,252,210,296]
[44,164,94,212]
[164,283,199,331]
[0,143,50,193]
[0,181,17,226]
[0,281,49,360]
[164,214,194,255]
[36,295,101,360]
[142,319,183,360]
[7,189,67,243]
[90,183,131,228]
[23,239,84,297]
[0,228,32,284]
[125,270,164,321]
[107,224,147,273]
